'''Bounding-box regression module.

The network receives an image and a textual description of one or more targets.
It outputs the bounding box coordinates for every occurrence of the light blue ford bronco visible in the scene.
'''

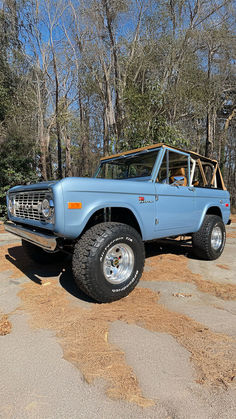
[5,143,231,302]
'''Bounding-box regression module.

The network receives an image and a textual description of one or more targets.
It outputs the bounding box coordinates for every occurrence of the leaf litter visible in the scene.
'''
[0,314,12,336]
[143,253,236,300]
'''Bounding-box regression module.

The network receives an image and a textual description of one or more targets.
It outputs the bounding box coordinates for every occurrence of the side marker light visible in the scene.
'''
[68,202,82,209]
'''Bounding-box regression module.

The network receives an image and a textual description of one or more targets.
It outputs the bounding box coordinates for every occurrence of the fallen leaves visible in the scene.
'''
[0,314,12,336]
[143,253,236,300]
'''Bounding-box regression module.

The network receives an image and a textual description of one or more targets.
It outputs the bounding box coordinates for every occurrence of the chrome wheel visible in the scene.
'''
[211,226,223,250]
[103,243,134,285]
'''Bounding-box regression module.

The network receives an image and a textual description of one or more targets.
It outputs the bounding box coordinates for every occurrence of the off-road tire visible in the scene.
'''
[192,215,226,260]
[22,240,66,264]
[72,222,145,303]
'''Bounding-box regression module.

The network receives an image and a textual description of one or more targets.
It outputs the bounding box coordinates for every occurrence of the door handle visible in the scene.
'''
[188,187,195,191]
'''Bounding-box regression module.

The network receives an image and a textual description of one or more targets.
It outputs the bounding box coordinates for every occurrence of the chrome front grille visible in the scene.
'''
[10,190,50,221]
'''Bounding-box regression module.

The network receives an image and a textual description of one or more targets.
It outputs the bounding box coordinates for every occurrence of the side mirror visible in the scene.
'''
[170,181,180,187]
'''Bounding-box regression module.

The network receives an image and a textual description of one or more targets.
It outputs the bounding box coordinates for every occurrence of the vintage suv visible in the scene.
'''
[5,143,231,302]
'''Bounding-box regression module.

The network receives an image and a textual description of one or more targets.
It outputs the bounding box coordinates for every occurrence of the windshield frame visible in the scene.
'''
[94,148,161,181]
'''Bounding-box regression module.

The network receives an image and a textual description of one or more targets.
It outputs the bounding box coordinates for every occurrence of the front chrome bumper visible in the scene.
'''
[4,221,57,251]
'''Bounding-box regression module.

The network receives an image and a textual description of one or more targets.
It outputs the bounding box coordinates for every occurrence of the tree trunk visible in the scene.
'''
[78,95,89,176]
[36,76,47,180]
[103,107,109,156]
[65,133,72,177]
[38,118,47,180]
[47,141,53,179]
[52,52,62,179]
[205,50,214,159]
[102,0,122,148]
[205,106,214,158]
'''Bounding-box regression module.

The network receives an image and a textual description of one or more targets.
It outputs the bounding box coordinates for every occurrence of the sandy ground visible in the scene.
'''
[0,220,236,418]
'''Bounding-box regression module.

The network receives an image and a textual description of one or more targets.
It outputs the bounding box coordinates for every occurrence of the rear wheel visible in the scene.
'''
[72,222,145,303]
[22,240,66,264]
[192,215,226,260]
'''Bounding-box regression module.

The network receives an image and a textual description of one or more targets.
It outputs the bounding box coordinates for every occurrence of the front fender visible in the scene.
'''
[80,201,145,239]
[59,192,150,239]
[54,177,155,240]
[61,200,146,239]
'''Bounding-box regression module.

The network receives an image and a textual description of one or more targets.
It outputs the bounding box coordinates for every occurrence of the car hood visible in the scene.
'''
[8,177,154,195]
[58,176,154,194]
[8,180,59,193]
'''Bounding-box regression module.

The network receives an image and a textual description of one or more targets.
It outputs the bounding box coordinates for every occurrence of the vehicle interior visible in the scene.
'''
[98,143,225,189]
[157,149,223,189]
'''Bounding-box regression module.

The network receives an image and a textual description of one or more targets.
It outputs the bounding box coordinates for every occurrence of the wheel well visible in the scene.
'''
[84,207,142,237]
[206,206,222,218]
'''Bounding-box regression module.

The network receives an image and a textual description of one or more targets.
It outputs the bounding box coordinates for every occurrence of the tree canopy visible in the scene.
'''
[0,0,235,216]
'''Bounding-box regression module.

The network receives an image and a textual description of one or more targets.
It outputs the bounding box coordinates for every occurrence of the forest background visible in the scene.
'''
[0,0,235,217]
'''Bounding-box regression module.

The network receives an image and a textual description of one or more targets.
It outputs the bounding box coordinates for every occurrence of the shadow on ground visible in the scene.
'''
[145,239,194,259]
[5,245,93,302]
[4,239,195,303]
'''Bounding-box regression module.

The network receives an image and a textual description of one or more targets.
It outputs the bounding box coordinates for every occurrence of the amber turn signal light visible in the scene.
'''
[68,202,82,209]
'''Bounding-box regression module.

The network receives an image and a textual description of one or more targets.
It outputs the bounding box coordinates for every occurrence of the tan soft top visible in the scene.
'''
[100,143,218,164]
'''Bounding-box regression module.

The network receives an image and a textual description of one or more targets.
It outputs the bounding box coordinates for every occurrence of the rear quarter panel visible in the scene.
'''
[195,188,230,230]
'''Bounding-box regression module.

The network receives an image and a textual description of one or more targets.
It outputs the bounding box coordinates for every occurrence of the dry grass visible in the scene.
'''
[227,232,236,239]
[0,314,12,336]
[196,280,236,300]
[0,223,5,234]
[143,254,236,300]
[216,264,230,270]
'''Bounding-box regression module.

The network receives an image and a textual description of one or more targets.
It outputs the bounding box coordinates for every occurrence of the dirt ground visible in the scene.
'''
[0,220,236,418]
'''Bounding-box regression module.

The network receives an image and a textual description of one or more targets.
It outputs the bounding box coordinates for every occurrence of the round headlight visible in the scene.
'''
[8,198,14,215]
[42,198,51,218]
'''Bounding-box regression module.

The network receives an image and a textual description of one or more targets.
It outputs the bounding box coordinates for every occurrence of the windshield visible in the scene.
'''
[96,150,160,180]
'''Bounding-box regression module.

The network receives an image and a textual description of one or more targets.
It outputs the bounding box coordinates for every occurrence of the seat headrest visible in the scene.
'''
[172,167,186,176]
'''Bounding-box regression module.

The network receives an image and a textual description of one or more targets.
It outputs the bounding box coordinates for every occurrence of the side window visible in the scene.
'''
[192,160,219,188]
[192,163,205,187]
[157,150,189,186]
[204,163,216,185]
[157,151,168,183]
[168,151,189,186]
[128,163,153,178]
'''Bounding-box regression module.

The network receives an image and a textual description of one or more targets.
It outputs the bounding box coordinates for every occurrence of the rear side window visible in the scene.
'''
[192,160,223,189]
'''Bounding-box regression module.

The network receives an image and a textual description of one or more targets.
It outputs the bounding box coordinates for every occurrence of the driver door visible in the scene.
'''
[154,149,197,237]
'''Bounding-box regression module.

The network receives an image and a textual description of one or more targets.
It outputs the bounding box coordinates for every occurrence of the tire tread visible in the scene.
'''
[72,222,145,302]
[192,215,225,260]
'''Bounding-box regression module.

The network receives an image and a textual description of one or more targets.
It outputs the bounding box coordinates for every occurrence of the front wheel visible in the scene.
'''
[72,222,145,303]
[192,215,226,260]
